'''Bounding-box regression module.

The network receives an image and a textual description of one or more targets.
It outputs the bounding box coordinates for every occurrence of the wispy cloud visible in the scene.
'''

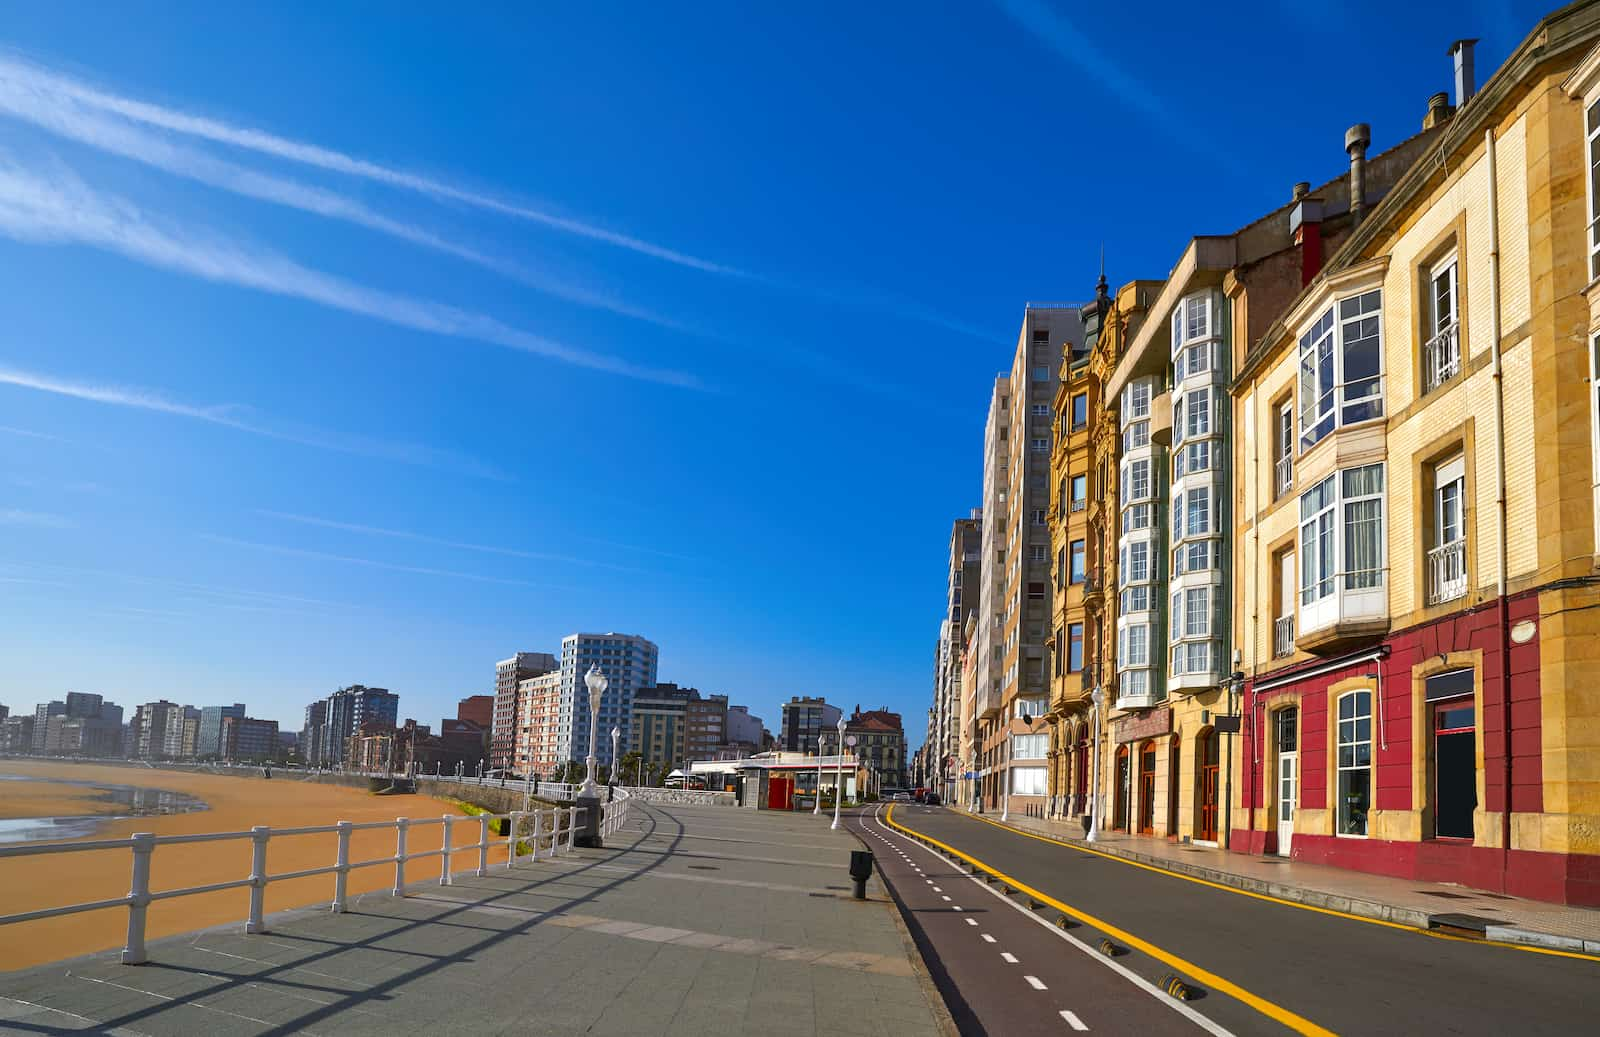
[0,507,73,528]
[0,559,366,613]
[0,362,507,479]
[994,0,1237,170]
[256,509,652,574]
[202,533,560,588]
[0,63,700,335]
[0,156,706,388]
[0,424,68,442]
[0,53,740,276]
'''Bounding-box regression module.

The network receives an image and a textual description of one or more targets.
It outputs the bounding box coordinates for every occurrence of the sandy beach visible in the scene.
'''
[0,761,509,971]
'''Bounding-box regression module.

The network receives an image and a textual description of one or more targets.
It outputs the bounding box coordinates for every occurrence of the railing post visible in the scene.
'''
[550,809,562,855]
[531,808,543,861]
[247,826,270,934]
[506,811,521,868]
[566,807,578,852]
[476,815,490,877]
[332,821,352,913]
[392,817,408,896]
[122,832,155,964]
[440,814,453,886]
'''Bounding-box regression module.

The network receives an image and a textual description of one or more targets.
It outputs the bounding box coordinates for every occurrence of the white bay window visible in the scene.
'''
[1299,290,1384,450]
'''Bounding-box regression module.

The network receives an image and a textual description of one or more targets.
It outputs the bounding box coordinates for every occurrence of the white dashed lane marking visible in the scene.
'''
[1024,975,1047,991]
[941,895,951,902]
[981,933,996,943]
[1001,952,1019,963]
[965,918,978,927]
[1061,1009,1089,1031]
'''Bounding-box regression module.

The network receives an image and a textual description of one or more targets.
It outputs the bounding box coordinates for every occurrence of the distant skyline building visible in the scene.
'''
[220,716,279,761]
[492,652,558,770]
[779,696,842,753]
[686,693,727,762]
[198,704,246,758]
[305,686,398,768]
[32,700,65,751]
[513,669,563,777]
[558,633,658,772]
[628,683,696,773]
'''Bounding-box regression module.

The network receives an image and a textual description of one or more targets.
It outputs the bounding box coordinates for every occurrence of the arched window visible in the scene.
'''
[1336,690,1372,836]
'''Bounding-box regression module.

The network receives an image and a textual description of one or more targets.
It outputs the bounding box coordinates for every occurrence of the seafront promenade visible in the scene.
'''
[0,801,950,1036]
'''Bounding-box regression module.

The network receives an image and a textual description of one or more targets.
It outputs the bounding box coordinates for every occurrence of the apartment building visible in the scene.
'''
[779,695,842,752]
[513,670,563,778]
[492,652,558,770]
[629,682,694,773]
[220,716,279,762]
[970,376,1009,808]
[686,694,727,761]
[846,707,907,788]
[558,633,658,771]
[979,306,1084,815]
[935,512,982,802]
[1228,17,1600,904]
[197,704,245,758]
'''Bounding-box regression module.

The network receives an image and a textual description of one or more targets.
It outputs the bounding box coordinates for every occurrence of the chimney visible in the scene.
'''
[1423,91,1453,130]
[1345,123,1371,226]
[1450,39,1478,108]
[1290,194,1325,287]
[1292,181,1311,201]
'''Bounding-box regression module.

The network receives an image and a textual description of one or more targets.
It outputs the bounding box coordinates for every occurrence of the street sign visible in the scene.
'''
[846,735,858,747]
[1214,716,1242,734]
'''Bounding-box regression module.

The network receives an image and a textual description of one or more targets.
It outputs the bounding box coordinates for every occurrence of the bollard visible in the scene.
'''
[247,826,270,933]
[122,832,156,964]
[848,850,874,900]
[331,821,352,913]
[440,815,453,886]
[392,817,408,896]
[532,809,543,861]
[476,815,490,877]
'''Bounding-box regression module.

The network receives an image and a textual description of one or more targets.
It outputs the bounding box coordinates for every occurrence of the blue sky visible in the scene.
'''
[0,1,1543,746]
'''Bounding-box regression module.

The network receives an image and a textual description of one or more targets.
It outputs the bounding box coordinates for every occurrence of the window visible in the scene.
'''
[1012,733,1048,759]
[1032,437,1049,453]
[1121,623,1149,666]
[1185,487,1211,539]
[1176,440,1212,477]
[1426,668,1476,839]
[1274,399,1294,497]
[1069,540,1085,583]
[1032,403,1051,417]
[1124,381,1151,421]
[1030,544,1048,563]
[1428,455,1467,603]
[1027,581,1046,602]
[1299,290,1384,450]
[1124,540,1150,584]
[1122,503,1150,533]
[1343,465,1385,590]
[1011,766,1048,796]
[1033,366,1050,382]
[1070,474,1086,511]
[1124,420,1150,452]
[1590,99,1600,279]
[1068,623,1083,672]
[1185,387,1211,440]
[1300,464,1385,604]
[1122,459,1151,504]
[1300,475,1336,604]
[1336,690,1372,836]
[1032,509,1047,526]
[1120,586,1149,614]
[1183,587,1211,637]
[1174,540,1215,575]
[1071,393,1088,430]
[1170,641,1212,675]
[1015,697,1046,720]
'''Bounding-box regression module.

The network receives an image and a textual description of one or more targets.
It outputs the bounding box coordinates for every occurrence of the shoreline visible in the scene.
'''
[0,759,506,971]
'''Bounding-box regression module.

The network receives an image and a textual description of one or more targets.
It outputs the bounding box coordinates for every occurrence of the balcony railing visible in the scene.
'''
[1273,615,1295,658]
[1070,498,1086,512]
[1423,321,1461,394]
[1274,454,1293,498]
[1426,539,1467,604]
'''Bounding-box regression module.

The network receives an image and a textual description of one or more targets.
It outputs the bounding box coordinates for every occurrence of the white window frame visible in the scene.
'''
[1032,403,1051,417]
[1011,733,1048,759]
[1185,387,1211,440]
[1298,290,1385,450]
[1589,99,1600,281]
[1183,587,1211,637]
[1429,254,1459,337]
[1336,690,1373,837]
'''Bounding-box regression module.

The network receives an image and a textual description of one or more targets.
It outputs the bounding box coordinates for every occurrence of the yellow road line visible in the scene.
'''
[886,805,1338,1037]
[954,811,1600,964]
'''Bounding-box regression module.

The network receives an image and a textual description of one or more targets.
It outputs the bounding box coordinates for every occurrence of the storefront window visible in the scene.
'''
[1337,690,1372,836]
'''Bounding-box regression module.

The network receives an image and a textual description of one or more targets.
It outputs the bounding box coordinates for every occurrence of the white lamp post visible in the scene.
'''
[1088,687,1104,843]
[580,666,607,798]
[610,727,620,784]
[814,732,826,815]
[831,716,847,830]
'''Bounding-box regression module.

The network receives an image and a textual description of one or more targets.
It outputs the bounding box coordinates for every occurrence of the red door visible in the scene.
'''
[767,775,793,810]
[1138,742,1157,834]
[1197,731,1219,842]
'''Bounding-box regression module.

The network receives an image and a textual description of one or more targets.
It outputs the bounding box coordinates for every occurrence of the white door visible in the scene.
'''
[1277,752,1296,856]
[1276,707,1298,858]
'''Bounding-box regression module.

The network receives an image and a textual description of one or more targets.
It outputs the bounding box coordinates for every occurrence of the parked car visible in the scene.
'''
[922,792,941,806]
[890,791,911,802]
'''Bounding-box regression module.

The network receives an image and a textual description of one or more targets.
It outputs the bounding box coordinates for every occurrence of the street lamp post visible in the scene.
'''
[574,666,607,848]
[814,732,826,815]
[1088,687,1104,843]
[831,716,847,830]
[610,726,620,801]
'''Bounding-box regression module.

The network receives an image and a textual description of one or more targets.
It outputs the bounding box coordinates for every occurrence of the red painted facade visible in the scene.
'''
[1236,591,1600,906]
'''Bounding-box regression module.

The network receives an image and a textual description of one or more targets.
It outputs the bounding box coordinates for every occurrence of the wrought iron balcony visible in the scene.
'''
[1274,454,1293,498]
[1422,321,1461,394]
[1273,615,1295,659]
[1426,539,1467,604]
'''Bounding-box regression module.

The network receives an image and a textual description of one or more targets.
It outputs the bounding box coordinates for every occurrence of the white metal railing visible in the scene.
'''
[0,801,610,966]
[1273,615,1295,658]
[1069,499,1086,512]
[1275,454,1294,497]
[1423,322,1460,393]
[1427,539,1467,604]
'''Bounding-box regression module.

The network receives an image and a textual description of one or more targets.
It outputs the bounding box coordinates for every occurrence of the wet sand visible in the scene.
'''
[0,761,508,971]
[0,779,124,819]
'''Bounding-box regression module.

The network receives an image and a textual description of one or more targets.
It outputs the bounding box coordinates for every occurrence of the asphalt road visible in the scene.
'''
[851,803,1214,1036]
[860,804,1600,1036]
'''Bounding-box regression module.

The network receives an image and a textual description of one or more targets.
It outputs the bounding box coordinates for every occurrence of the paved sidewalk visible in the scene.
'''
[0,803,951,1037]
[975,809,1600,953]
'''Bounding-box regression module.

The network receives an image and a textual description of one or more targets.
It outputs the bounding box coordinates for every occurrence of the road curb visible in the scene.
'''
[976,816,1597,953]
